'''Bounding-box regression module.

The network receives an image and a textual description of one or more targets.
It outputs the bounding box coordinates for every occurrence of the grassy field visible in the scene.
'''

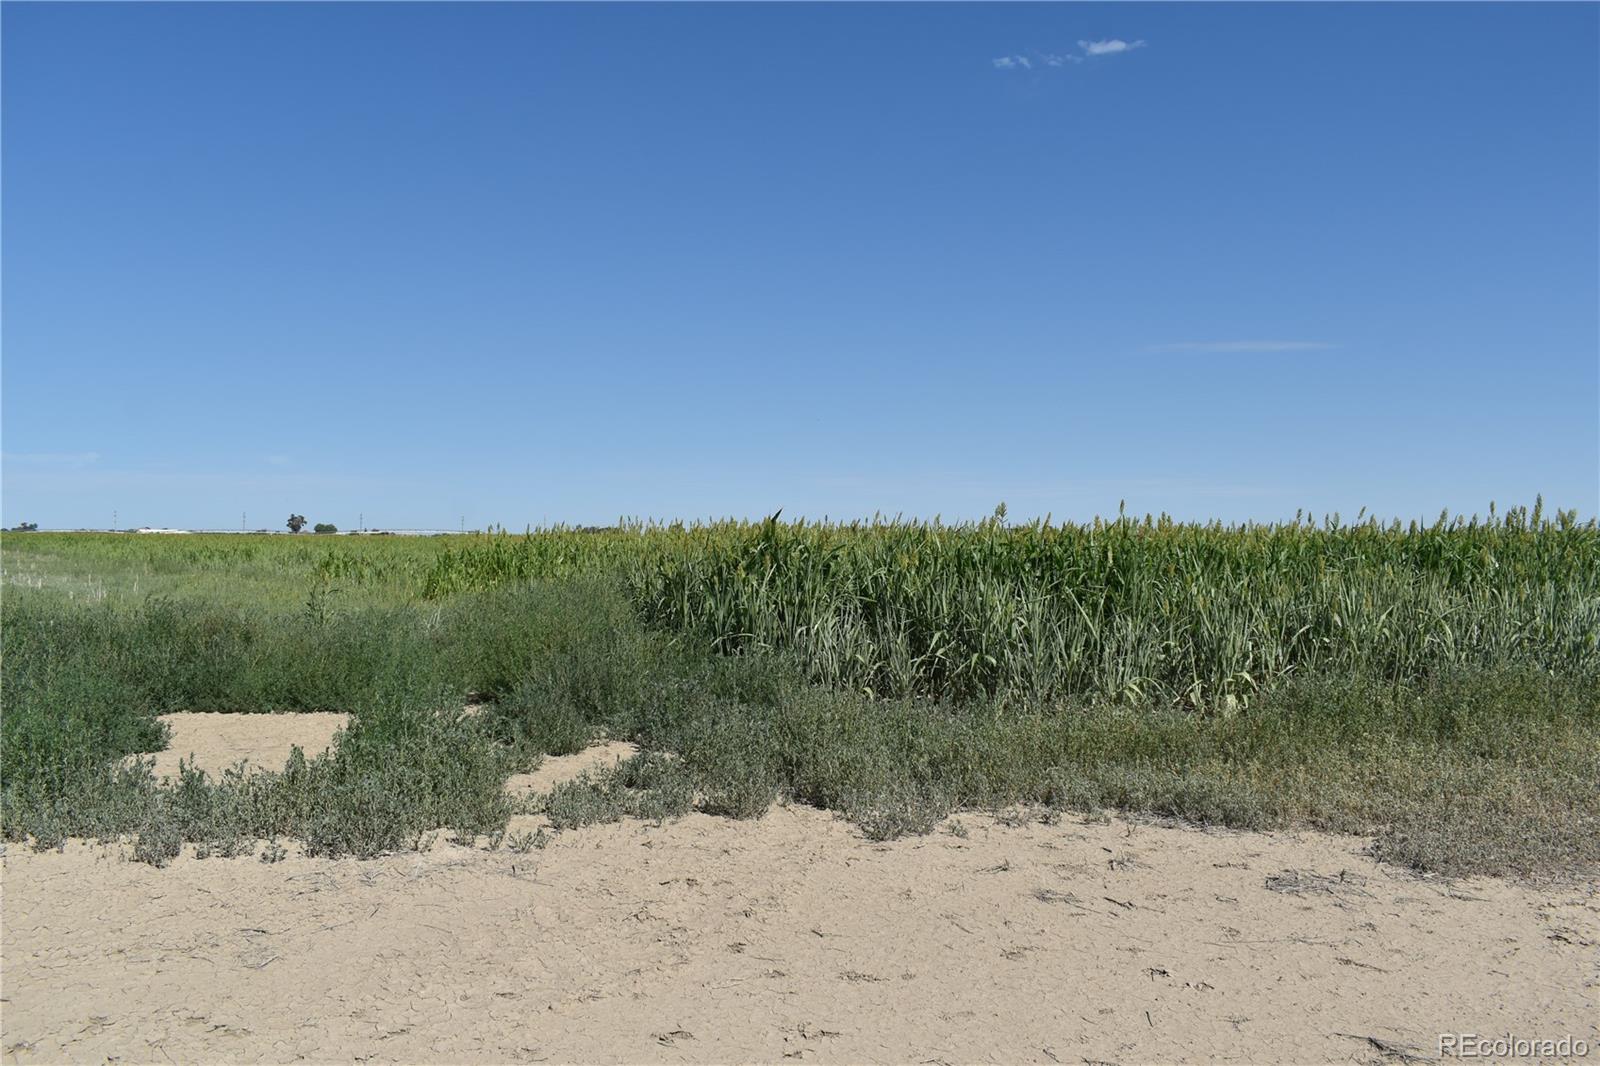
[3,505,1597,876]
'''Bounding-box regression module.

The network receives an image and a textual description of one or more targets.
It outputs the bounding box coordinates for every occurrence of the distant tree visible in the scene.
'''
[287,514,307,533]
[313,523,338,534]
[8,521,39,532]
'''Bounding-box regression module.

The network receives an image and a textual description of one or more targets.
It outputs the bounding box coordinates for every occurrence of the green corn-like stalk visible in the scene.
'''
[412,504,1600,707]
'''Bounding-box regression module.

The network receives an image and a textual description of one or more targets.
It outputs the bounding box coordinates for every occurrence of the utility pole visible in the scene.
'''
[242,511,247,532]
[359,512,364,532]
[112,510,117,531]
[460,515,465,534]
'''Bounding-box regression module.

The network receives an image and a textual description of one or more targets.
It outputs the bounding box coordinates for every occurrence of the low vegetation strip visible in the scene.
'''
[2,504,1596,876]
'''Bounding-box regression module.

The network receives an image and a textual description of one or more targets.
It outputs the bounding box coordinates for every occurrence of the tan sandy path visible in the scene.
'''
[3,807,1596,1065]
[503,741,641,798]
[129,714,635,797]
[125,712,351,780]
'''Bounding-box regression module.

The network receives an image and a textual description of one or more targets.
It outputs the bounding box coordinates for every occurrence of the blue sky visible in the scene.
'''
[4,3,1596,530]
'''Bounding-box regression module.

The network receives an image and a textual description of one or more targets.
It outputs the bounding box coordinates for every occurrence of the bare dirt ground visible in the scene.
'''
[4,805,1597,1065]
[133,711,637,794]
[124,712,351,779]
[7,724,1598,1064]
[504,741,641,799]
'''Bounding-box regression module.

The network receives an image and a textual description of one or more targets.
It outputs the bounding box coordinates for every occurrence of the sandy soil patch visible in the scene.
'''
[125,712,351,780]
[3,808,1595,1064]
[503,740,641,798]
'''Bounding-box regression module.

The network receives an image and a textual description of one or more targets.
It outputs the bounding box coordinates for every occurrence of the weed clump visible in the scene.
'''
[543,753,697,830]
[131,816,182,867]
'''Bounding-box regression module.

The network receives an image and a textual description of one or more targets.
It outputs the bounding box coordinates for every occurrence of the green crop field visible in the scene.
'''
[4,502,1597,875]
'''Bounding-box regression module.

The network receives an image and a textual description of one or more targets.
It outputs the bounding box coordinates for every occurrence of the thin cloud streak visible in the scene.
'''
[2,451,102,467]
[2,466,396,495]
[1146,341,1338,354]
[994,40,1145,72]
[1079,39,1146,57]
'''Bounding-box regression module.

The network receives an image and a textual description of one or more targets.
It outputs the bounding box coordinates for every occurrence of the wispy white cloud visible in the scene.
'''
[1079,38,1146,57]
[3,466,394,495]
[994,40,1145,72]
[2,451,101,467]
[265,454,291,466]
[1146,341,1337,354]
